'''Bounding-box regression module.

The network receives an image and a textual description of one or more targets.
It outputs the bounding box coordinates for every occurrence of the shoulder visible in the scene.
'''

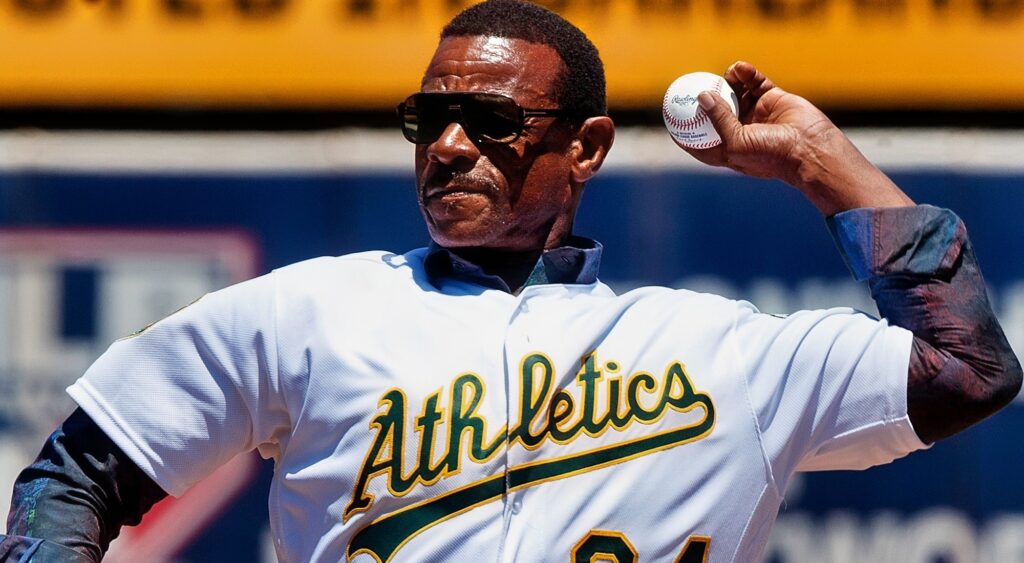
[271,249,429,288]
[615,284,873,326]
[617,284,756,314]
[266,249,432,315]
[173,249,428,322]
[273,249,426,276]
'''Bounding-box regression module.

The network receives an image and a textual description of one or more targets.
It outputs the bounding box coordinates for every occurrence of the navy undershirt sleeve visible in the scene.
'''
[829,205,1022,443]
[3,408,168,562]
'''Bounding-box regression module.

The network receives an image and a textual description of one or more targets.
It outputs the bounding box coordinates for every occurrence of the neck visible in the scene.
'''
[449,246,546,293]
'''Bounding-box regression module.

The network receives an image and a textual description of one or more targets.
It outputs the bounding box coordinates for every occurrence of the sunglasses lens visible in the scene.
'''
[461,95,523,143]
[398,93,526,144]
[399,95,449,144]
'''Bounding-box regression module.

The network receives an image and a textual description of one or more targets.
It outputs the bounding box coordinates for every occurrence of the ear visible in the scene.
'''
[569,116,615,184]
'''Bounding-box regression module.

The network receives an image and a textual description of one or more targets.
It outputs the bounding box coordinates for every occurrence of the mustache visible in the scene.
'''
[420,164,500,197]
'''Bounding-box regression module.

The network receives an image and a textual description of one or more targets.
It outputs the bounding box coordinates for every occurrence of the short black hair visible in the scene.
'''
[441,0,607,121]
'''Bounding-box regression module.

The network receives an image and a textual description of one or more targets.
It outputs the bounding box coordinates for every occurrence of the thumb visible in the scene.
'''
[698,91,741,146]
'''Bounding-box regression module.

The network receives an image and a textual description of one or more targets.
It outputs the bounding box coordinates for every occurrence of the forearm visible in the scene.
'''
[791,127,914,217]
[830,205,1023,443]
[4,409,167,561]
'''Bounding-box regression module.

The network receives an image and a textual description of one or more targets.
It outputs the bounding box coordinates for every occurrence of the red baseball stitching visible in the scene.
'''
[681,138,722,149]
[663,76,726,147]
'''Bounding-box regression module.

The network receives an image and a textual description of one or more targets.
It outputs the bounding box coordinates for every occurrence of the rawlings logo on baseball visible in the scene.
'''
[671,94,699,106]
[662,71,739,150]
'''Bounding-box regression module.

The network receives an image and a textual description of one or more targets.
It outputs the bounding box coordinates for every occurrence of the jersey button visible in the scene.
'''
[511,496,523,514]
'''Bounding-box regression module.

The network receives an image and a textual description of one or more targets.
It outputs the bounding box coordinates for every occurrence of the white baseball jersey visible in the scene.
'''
[67,248,926,562]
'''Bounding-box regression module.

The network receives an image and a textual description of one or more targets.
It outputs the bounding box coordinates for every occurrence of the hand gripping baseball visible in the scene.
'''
[682,61,914,216]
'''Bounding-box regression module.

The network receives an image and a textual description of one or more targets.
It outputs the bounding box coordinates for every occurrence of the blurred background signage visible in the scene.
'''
[1,0,1023,110]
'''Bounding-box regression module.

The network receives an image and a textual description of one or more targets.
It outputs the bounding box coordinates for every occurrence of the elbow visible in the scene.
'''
[909,348,1021,443]
[965,348,1023,416]
[990,352,1023,410]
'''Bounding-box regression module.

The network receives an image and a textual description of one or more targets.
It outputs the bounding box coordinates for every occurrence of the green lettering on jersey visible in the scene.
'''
[346,352,716,562]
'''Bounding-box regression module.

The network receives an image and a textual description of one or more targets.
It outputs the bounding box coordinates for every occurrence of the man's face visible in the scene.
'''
[415,35,578,252]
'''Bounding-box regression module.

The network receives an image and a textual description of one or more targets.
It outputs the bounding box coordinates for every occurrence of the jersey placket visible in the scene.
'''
[496,287,536,563]
[497,285,588,563]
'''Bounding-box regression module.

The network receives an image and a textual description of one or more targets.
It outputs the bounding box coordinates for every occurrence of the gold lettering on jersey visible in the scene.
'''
[345,352,715,562]
[343,373,505,522]
[509,353,702,450]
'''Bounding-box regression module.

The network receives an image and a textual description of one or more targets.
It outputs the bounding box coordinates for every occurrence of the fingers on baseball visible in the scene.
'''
[726,61,776,100]
[698,92,741,147]
[722,62,764,122]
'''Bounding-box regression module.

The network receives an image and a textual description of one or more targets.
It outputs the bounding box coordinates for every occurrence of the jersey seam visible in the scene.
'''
[271,269,292,445]
[269,268,290,563]
[797,414,925,471]
[811,414,912,445]
[818,416,902,442]
[729,482,772,562]
[279,268,317,450]
[731,305,781,499]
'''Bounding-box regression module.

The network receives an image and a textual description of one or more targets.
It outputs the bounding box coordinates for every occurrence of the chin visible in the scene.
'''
[424,211,504,248]
[427,225,492,249]
[429,232,493,249]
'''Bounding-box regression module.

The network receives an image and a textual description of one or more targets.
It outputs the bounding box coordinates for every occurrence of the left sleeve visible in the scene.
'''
[734,206,983,481]
[734,300,922,481]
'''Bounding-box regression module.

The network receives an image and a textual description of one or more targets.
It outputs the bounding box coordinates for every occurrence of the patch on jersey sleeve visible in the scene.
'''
[117,294,205,341]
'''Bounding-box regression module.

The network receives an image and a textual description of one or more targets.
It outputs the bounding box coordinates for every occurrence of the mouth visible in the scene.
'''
[424,188,488,202]
[421,170,498,202]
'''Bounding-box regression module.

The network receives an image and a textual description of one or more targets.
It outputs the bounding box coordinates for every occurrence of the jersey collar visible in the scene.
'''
[424,236,603,294]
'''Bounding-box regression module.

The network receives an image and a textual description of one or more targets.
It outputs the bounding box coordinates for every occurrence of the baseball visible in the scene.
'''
[662,71,738,149]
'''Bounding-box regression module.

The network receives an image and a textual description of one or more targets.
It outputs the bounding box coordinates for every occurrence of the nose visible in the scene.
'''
[425,120,481,168]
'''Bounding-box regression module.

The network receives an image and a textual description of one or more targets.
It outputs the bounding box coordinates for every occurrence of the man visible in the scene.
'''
[2,0,1020,561]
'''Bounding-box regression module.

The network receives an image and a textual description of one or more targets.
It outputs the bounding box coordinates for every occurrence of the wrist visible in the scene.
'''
[792,129,913,216]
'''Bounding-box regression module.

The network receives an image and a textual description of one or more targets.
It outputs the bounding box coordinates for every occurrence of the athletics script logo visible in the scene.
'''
[344,352,716,562]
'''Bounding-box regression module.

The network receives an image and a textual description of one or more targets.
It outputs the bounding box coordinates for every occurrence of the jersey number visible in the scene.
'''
[571,530,711,563]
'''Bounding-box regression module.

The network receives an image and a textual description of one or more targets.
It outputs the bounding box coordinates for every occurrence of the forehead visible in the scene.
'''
[421,36,564,107]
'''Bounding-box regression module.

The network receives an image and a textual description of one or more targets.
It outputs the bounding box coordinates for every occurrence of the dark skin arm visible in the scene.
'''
[686,61,1022,443]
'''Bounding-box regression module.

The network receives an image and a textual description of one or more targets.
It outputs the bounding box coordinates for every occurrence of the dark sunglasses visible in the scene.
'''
[397,92,568,144]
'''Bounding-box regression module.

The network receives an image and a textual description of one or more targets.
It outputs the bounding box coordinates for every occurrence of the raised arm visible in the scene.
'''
[686,61,1022,443]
